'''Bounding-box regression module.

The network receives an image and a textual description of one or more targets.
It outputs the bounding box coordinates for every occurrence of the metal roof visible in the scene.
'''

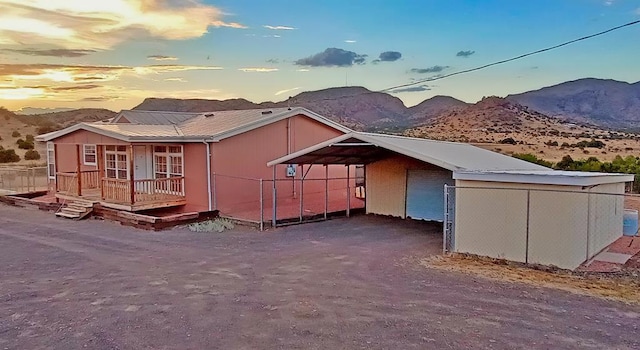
[453,170,634,186]
[113,110,203,125]
[36,107,352,142]
[267,132,549,172]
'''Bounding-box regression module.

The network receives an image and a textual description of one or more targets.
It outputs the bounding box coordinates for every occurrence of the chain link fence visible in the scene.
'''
[212,171,364,230]
[444,185,632,269]
[0,166,48,195]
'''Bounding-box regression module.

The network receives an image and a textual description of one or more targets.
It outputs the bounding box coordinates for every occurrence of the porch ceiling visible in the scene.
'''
[272,137,395,165]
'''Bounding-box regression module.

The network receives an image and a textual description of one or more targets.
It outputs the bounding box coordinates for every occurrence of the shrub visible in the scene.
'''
[188,218,235,233]
[11,130,20,138]
[24,149,41,160]
[512,153,554,168]
[25,134,34,142]
[0,148,20,163]
[16,139,34,150]
[544,140,559,147]
[499,137,517,145]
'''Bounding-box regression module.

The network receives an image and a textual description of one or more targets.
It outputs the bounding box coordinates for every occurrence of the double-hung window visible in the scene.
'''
[47,142,55,179]
[83,144,97,166]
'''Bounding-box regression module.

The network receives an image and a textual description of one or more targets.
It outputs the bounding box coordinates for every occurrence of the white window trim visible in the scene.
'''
[104,145,129,180]
[83,144,97,166]
[47,142,55,180]
[153,145,184,179]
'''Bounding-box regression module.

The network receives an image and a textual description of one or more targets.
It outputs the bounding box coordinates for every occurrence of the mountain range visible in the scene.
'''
[133,78,640,132]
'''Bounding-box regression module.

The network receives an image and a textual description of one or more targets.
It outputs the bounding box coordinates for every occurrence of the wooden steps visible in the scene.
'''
[55,199,95,220]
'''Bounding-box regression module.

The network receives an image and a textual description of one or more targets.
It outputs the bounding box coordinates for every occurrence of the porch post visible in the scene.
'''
[129,145,135,205]
[97,145,104,200]
[53,143,59,193]
[76,144,82,196]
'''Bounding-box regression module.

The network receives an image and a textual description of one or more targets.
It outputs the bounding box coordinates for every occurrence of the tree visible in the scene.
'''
[11,130,20,138]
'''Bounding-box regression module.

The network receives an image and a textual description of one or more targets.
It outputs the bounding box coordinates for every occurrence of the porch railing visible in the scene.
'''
[101,177,185,205]
[56,170,100,196]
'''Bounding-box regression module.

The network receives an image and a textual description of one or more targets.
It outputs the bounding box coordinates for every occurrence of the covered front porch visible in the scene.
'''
[53,144,186,211]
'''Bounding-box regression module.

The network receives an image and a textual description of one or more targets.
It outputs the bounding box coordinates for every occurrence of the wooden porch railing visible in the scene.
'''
[101,177,185,205]
[56,170,100,196]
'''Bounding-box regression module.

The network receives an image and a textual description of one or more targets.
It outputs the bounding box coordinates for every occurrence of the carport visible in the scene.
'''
[267,132,547,225]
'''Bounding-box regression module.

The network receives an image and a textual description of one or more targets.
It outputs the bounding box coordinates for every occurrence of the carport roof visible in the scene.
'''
[267,132,549,172]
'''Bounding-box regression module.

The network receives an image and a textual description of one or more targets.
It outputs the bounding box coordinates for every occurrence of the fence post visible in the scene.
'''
[324,165,328,220]
[259,179,264,232]
[299,164,304,223]
[443,184,448,254]
[212,173,217,209]
[346,165,351,218]
[272,166,277,227]
[525,189,531,264]
[586,191,591,261]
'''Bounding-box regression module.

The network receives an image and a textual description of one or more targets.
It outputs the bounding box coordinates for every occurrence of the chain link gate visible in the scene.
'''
[443,184,456,253]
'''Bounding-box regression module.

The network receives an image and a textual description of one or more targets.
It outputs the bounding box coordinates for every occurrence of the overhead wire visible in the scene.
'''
[292,19,640,102]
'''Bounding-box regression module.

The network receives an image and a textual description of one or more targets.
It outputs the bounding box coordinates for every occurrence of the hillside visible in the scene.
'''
[507,78,640,130]
[0,107,115,165]
[405,96,640,162]
[134,87,469,131]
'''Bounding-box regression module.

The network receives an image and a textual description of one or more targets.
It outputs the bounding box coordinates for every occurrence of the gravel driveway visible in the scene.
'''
[0,204,638,349]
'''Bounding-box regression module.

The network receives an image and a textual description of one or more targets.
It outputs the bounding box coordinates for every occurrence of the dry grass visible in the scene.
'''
[422,254,640,304]
[0,117,45,166]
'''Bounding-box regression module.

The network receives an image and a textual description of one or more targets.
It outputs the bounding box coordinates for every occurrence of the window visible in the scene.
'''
[153,145,183,179]
[105,145,128,179]
[83,144,97,165]
[47,142,55,179]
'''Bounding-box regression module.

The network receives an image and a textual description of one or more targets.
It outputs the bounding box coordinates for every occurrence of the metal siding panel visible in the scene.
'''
[406,170,454,221]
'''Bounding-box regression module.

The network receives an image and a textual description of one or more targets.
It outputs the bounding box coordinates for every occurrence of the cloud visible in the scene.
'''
[456,50,475,58]
[389,85,431,94]
[262,35,281,38]
[373,51,402,63]
[0,0,247,50]
[3,48,96,57]
[263,25,295,30]
[604,0,614,5]
[164,77,187,82]
[344,40,357,43]
[275,87,301,96]
[295,48,367,67]
[238,67,279,72]
[0,63,222,85]
[296,68,310,72]
[410,66,450,74]
[266,59,280,64]
[148,55,178,61]
[50,84,101,91]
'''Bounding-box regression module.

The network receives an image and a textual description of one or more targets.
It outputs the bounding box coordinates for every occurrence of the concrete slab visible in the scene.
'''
[593,251,632,264]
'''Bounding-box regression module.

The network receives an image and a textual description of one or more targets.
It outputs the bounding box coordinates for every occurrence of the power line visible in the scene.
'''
[294,19,640,102]
[381,19,640,93]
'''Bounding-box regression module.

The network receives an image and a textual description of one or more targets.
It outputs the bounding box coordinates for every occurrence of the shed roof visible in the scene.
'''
[267,132,549,172]
[453,170,635,186]
[36,107,352,143]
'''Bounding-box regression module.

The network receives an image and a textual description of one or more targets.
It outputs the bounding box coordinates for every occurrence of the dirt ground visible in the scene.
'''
[0,204,639,349]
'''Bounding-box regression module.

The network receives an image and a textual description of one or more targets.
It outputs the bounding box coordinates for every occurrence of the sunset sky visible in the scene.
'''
[0,0,639,113]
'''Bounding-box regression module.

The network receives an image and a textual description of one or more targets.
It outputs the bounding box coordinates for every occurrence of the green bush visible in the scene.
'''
[24,149,41,160]
[11,130,20,138]
[0,148,20,163]
[512,153,553,168]
[16,139,34,150]
[188,218,235,233]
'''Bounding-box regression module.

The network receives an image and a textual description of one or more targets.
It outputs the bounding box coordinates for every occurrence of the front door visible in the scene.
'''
[133,146,148,180]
